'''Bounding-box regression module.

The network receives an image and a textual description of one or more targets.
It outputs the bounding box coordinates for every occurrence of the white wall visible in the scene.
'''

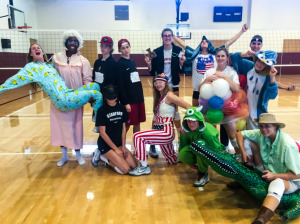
[251,0,300,30]
[34,0,249,31]
[2,0,300,31]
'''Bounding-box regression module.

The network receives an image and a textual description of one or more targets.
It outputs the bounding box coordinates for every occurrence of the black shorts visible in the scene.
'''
[98,144,122,154]
[172,86,179,92]
[192,91,199,100]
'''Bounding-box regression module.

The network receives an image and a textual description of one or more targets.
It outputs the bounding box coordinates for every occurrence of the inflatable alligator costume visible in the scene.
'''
[190,140,300,220]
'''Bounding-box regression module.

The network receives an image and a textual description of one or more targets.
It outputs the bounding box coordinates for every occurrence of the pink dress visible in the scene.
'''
[50,51,92,149]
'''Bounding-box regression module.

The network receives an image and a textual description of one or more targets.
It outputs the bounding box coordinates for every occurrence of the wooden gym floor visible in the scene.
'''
[0,75,299,224]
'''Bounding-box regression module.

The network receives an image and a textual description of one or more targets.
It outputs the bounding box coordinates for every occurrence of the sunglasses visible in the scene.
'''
[67,40,79,45]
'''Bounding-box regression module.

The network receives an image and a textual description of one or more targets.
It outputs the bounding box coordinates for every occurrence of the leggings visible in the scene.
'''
[133,123,177,164]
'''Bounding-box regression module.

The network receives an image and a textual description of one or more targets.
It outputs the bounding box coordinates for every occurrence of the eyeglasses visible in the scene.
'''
[67,40,79,45]
[162,34,173,38]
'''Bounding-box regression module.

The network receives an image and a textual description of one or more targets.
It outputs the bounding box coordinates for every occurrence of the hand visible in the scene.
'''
[262,170,277,182]
[242,24,248,32]
[122,147,128,159]
[241,153,252,165]
[243,50,254,58]
[179,53,185,67]
[144,54,151,68]
[206,74,219,83]
[89,96,95,104]
[125,104,131,113]
[179,127,185,135]
[114,148,124,158]
[286,84,296,91]
[270,66,277,78]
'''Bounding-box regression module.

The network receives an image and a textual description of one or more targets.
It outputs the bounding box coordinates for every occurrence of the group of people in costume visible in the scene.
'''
[1,27,300,224]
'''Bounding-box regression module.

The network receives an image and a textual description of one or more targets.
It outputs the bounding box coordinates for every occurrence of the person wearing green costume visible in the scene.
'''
[179,106,225,187]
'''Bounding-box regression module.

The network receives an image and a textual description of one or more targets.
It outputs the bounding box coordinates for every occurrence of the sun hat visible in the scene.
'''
[253,113,285,129]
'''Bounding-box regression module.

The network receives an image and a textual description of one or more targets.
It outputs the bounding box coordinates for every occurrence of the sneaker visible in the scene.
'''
[193,172,209,187]
[128,164,151,176]
[100,154,109,165]
[91,148,101,167]
[93,126,99,133]
[149,145,158,158]
[92,114,96,122]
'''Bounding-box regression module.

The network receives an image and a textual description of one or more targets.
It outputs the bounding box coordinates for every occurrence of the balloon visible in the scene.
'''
[199,97,209,109]
[208,96,224,109]
[234,103,249,119]
[231,89,247,103]
[206,109,224,124]
[236,119,246,131]
[239,75,247,88]
[212,78,230,98]
[200,83,215,100]
[223,90,232,100]
[222,97,241,116]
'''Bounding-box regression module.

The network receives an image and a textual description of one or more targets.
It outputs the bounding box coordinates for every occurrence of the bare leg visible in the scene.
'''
[133,123,140,134]
[192,98,199,107]
[104,148,131,174]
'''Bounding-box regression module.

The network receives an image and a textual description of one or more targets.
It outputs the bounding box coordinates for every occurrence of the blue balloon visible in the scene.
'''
[208,96,224,110]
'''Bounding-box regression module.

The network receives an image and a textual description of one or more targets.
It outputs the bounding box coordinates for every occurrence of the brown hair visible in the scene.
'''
[152,74,171,112]
[26,43,48,63]
[215,47,229,57]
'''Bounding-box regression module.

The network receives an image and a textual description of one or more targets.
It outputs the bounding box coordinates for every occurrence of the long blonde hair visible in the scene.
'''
[26,43,48,63]
[153,74,171,113]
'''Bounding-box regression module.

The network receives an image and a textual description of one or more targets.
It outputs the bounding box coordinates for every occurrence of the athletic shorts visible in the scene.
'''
[192,91,199,100]
[127,102,146,126]
[98,144,122,154]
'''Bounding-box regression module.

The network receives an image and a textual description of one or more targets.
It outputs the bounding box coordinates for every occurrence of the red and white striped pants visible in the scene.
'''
[133,123,177,164]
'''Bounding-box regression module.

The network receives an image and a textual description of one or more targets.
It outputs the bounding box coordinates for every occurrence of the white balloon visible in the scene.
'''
[212,79,230,98]
[223,90,232,100]
[200,83,215,100]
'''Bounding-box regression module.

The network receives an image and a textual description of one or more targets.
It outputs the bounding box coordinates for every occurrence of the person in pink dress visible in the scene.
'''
[51,30,93,167]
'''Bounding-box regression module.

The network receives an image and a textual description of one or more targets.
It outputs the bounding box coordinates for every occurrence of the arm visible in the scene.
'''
[276,82,296,91]
[236,131,252,163]
[173,36,187,50]
[166,92,191,109]
[81,57,93,85]
[266,77,278,100]
[115,63,130,106]
[230,52,254,76]
[225,24,248,48]
[262,170,300,182]
[121,122,127,152]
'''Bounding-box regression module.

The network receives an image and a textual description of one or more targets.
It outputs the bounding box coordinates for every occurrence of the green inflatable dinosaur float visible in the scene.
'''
[190,140,300,220]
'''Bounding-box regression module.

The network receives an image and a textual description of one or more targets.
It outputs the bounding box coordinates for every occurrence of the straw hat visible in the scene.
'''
[253,113,285,128]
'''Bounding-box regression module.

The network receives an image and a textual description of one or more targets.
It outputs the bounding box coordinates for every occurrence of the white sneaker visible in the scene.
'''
[128,164,151,176]
[93,126,99,133]
[193,172,209,187]
[91,148,101,167]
